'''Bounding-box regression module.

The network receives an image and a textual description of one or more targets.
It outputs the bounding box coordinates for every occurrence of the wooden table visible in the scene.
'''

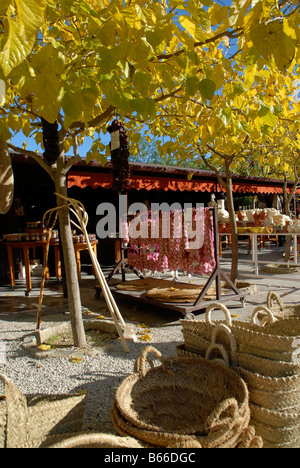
[219,232,299,276]
[54,241,98,281]
[3,239,98,295]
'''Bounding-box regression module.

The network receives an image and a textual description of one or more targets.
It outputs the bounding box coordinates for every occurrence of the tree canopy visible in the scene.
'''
[0,0,298,165]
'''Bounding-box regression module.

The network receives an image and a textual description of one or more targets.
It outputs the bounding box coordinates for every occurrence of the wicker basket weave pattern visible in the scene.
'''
[0,374,86,448]
[111,345,254,448]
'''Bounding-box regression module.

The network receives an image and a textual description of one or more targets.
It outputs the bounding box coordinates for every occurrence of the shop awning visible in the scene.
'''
[67,170,300,195]
[67,172,216,192]
[232,182,284,194]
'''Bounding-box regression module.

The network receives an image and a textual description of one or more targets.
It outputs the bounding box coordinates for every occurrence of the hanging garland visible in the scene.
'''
[107,119,131,193]
[41,117,61,165]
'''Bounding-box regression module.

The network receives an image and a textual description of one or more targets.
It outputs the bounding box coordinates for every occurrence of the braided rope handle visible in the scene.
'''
[206,397,239,432]
[267,291,285,312]
[49,433,143,449]
[237,426,263,448]
[134,346,164,377]
[205,303,232,326]
[251,306,277,327]
[206,323,238,367]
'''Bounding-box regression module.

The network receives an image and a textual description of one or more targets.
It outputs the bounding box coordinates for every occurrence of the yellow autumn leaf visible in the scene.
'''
[140,334,151,341]
[95,315,106,320]
[70,357,82,363]
[37,344,51,351]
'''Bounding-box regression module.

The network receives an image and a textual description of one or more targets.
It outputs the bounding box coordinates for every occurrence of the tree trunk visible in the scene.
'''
[0,137,14,214]
[225,164,238,283]
[283,178,298,263]
[54,158,86,347]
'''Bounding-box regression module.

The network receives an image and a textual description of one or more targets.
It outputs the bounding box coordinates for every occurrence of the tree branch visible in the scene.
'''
[62,135,82,175]
[7,143,55,180]
[154,28,243,62]
[70,105,116,131]
[197,145,226,188]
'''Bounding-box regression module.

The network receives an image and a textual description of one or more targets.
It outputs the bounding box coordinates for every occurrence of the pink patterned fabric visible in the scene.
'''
[124,208,216,274]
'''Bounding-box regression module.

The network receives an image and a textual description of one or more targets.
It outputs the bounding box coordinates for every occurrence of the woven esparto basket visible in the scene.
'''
[266,291,300,319]
[178,323,300,448]
[0,374,86,448]
[249,404,300,448]
[111,345,252,448]
[181,302,300,362]
[184,323,300,411]
[50,433,143,448]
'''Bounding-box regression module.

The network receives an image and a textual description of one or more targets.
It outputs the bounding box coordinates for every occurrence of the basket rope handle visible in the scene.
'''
[206,397,239,432]
[251,306,277,327]
[266,291,285,312]
[49,433,143,449]
[205,343,230,367]
[206,323,238,367]
[205,303,232,326]
[134,346,164,377]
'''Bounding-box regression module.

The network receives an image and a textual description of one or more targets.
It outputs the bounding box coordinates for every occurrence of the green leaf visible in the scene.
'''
[133,72,151,96]
[0,120,11,140]
[0,20,35,76]
[81,86,99,110]
[130,97,156,120]
[62,88,82,123]
[199,79,216,100]
[250,19,297,71]
[0,0,46,76]
[0,0,10,15]
[221,107,232,127]
[258,102,270,118]
[33,72,63,123]
[111,92,133,113]
[261,111,278,128]
[185,76,200,98]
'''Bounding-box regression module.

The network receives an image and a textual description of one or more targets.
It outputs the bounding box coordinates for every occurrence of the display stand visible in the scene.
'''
[105,238,144,283]
[107,208,247,316]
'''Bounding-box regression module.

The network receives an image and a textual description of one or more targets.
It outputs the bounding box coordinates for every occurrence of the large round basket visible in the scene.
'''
[111,346,251,448]
[266,291,300,319]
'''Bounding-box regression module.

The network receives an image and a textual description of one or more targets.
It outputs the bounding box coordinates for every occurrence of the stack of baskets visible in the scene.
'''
[111,345,263,448]
[179,299,300,448]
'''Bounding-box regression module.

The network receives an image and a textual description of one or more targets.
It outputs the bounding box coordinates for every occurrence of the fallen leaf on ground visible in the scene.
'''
[70,357,82,363]
[138,323,149,329]
[37,344,51,351]
[140,334,151,341]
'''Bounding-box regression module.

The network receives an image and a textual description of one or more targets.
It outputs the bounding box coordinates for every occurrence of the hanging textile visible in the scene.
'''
[122,208,216,275]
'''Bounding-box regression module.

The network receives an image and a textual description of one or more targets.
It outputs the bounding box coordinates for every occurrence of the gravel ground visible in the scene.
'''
[0,307,183,435]
[1,262,300,438]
